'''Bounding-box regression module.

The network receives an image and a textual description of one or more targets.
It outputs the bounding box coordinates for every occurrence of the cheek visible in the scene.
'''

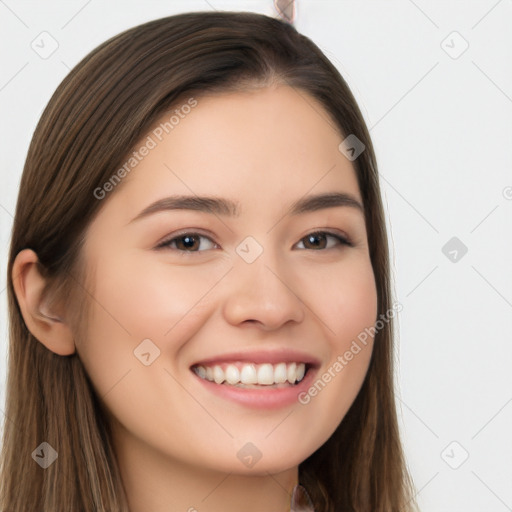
[74,254,225,391]
[327,256,378,370]
[73,256,227,460]
[88,253,225,338]
[294,257,377,434]
[301,255,378,342]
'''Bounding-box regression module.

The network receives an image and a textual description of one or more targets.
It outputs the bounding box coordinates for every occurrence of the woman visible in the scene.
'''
[1,10,417,512]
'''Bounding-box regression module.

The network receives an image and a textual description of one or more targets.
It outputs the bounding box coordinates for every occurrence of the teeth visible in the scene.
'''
[193,362,307,386]
[296,362,306,382]
[274,362,288,383]
[287,362,297,384]
[213,365,225,384]
[195,365,206,379]
[240,364,257,384]
[257,363,274,385]
[225,364,240,385]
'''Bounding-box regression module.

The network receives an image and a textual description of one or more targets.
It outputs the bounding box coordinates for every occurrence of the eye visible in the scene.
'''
[156,232,217,253]
[295,231,353,250]
[156,229,352,254]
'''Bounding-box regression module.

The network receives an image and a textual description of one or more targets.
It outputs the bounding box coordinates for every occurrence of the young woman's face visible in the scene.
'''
[77,85,377,476]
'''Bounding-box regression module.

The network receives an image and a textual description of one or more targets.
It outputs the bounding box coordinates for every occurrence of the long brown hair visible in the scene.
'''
[1,11,417,511]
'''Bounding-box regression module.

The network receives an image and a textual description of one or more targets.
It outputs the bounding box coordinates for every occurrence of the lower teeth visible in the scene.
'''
[226,381,296,388]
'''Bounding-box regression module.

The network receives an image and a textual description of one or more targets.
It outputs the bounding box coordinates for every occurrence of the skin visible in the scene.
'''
[13,84,378,512]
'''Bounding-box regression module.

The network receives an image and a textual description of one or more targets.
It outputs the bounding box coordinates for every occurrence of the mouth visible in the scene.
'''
[191,361,311,389]
[189,350,320,409]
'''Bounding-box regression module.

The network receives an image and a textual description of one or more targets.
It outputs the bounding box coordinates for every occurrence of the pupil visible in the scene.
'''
[182,236,197,250]
[307,233,325,249]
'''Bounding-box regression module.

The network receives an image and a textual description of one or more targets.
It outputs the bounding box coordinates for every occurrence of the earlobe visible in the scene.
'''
[11,249,76,356]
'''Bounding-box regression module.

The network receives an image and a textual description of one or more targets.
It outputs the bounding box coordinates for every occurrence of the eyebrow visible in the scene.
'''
[129,191,364,223]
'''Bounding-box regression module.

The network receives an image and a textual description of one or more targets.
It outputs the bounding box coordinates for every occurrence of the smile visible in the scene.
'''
[192,362,307,387]
[189,350,319,409]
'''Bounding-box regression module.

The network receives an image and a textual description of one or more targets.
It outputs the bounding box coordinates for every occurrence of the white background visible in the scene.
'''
[1,1,511,511]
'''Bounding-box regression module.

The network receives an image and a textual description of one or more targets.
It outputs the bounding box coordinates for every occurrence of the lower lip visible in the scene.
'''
[191,366,318,410]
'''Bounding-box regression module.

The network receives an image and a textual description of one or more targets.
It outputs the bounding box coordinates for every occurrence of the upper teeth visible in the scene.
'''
[193,362,307,386]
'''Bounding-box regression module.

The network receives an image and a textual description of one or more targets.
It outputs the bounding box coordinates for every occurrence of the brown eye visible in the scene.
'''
[157,232,217,252]
[297,231,352,250]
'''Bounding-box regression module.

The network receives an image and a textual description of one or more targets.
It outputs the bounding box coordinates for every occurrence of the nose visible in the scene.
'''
[221,250,305,331]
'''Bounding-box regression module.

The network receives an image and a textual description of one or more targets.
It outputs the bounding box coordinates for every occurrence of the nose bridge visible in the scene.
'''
[221,236,305,329]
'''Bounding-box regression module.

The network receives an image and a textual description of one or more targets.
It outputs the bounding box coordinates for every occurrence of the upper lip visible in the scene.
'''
[190,349,321,368]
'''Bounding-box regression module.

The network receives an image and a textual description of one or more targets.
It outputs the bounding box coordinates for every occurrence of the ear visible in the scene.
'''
[11,249,76,356]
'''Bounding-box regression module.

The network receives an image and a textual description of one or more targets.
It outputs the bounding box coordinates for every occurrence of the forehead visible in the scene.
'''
[108,85,362,218]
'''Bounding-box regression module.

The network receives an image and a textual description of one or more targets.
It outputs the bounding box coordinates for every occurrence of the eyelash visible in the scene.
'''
[156,230,353,254]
